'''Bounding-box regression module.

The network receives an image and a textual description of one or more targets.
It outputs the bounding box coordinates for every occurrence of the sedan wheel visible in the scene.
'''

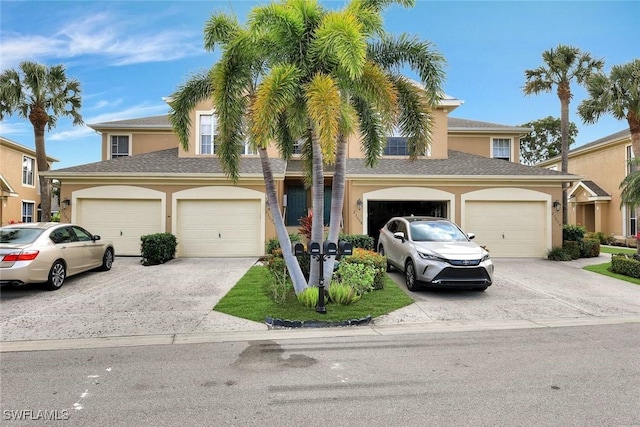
[46,260,66,291]
[405,260,418,292]
[100,248,114,271]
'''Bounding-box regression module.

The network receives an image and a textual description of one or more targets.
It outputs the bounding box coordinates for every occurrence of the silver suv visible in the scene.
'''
[378,216,493,291]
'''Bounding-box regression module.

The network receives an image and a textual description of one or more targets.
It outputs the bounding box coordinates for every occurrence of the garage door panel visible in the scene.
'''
[177,200,261,257]
[76,199,163,256]
[465,201,546,258]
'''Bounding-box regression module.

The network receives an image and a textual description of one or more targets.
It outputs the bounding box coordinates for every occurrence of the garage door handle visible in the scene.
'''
[120,231,123,236]
[219,233,221,238]
[502,233,505,239]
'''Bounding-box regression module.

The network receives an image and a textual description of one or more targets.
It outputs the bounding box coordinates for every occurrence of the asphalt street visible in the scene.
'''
[1,323,639,426]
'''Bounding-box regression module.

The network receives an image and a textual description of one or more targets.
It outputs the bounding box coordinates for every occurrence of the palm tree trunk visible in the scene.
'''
[627,113,640,255]
[559,85,570,225]
[30,107,51,222]
[308,130,325,288]
[258,147,307,294]
[324,133,347,281]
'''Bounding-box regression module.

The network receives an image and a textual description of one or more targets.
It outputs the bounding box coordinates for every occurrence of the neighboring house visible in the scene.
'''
[538,129,633,240]
[43,97,577,258]
[0,136,58,225]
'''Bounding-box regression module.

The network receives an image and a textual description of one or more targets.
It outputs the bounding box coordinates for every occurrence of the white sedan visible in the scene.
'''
[0,222,114,291]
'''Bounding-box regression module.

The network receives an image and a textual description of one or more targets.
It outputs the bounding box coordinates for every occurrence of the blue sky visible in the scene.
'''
[1,0,638,169]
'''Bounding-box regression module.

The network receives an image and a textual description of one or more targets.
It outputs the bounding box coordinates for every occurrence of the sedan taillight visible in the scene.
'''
[2,250,40,262]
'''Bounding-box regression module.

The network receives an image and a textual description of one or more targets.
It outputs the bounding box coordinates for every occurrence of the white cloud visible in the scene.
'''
[1,10,204,69]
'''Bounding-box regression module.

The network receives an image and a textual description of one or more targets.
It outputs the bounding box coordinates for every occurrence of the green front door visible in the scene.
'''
[286,186,307,226]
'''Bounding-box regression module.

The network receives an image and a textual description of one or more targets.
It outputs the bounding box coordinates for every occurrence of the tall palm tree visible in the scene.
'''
[580,59,640,251]
[0,62,83,221]
[523,44,603,224]
[578,59,640,155]
[170,0,444,294]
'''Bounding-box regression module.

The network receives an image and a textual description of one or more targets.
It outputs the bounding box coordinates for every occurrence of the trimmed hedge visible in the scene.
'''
[338,233,374,251]
[563,224,586,242]
[141,233,177,266]
[579,238,600,258]
[563,240,580,260]
[340,248,386,290]
[611,254,640,278]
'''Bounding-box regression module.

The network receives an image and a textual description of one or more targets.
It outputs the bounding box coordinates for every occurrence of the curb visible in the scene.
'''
[265,315,372,329]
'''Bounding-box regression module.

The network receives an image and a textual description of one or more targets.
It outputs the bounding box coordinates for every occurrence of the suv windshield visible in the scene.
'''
[410,221,468,242]
[0,228,45,244]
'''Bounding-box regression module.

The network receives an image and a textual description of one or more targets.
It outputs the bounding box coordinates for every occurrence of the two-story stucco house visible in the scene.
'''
[538,129,633,240]
[1,136,58,225]
[42,96,577,258]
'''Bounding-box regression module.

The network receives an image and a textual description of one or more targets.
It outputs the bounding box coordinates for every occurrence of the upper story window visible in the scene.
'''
[293,139,305,155]
[492,138,512,161]
[382,136,431,156]
[242,141,257,155]
[626,145,636,175]
[110,135,130,159]
[198,113,216,155]
[22,156,35,186]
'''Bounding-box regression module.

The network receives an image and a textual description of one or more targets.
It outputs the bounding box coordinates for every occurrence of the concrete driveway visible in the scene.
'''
[1,254,640,345]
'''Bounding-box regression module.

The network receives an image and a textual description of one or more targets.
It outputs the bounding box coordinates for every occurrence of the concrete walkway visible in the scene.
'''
[2,254,640,352]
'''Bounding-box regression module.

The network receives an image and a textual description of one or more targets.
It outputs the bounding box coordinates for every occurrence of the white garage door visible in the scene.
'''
[76,199,163,256]
[465,201,546,257]
[176,199,261,257]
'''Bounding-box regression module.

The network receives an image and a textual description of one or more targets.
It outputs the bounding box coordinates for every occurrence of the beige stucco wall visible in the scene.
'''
[343,179,564,249]
[448,132,523,162]
[100,130,177,160]
[567,142,629,236]
[0,142,45,224]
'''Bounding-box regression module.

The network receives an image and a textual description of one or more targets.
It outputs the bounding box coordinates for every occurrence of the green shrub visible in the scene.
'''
[328,283,361,305]
[140,233,177,266]
[579,238,601,258]
[562,240,580,260]
[340,248,386,290]
[335,262,375,295]
[296,286,326,308]
[338,233,374,251]
[264,255,292,305]
[585,231,614,245]
[547,246,572,261]
[610,254,640,278]
[563,224,586,242]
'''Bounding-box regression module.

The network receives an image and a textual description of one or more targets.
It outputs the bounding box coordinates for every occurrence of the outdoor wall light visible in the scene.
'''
[356,198,363,211]
[62,198,71,208]
[553,200,561,212]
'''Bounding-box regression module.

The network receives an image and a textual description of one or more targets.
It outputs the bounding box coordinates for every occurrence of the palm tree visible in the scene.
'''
[523,44,603,224]
[578,59,640,155]
[0,62,83,221]
[170,0,444,294]
[580,59,640,251]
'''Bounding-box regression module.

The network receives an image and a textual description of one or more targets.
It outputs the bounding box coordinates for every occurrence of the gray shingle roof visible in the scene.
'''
[448,117,532,133]
[89,115,171,129]
[570,128,631,153]
[50,148,286,176]
[581,180,611,197]
[50,147,574,180]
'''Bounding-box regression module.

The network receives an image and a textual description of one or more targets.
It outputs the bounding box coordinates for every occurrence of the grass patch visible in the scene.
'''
[600,246,636,255]
[584,262,640,286]
[214,265,414,323]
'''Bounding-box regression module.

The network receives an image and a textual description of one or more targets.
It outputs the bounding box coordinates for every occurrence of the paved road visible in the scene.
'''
[2,323,639,426]
[1,254,640,352]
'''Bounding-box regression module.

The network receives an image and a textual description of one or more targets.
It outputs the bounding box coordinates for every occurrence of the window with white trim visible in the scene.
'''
[626,145,636,175]
[198,113,216,154]
[22,156,35,186]
[293,138,305,155]
[242,141,257,155]
[492,138,511,161]
[22,201,35,223]
[110,135,130,159]
[382,129,432,157]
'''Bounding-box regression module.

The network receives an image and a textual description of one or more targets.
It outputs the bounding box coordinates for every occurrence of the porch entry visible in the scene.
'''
[285,185,332,226]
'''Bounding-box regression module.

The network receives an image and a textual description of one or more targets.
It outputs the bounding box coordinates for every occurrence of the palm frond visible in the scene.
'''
[203,13,240,52]
[168,71,213,152]
[304,73,341,164]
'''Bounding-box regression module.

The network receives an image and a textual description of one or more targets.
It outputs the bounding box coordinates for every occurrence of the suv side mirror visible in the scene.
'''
[393,231,405,242]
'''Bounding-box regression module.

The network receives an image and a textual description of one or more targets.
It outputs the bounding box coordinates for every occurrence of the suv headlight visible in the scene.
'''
[418,252,447,262]
[481,253,491,262]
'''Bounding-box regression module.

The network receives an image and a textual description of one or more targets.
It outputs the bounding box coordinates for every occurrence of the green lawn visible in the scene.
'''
[214,266,414,323]
[584,262,640,286]
[600,246,636,255]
